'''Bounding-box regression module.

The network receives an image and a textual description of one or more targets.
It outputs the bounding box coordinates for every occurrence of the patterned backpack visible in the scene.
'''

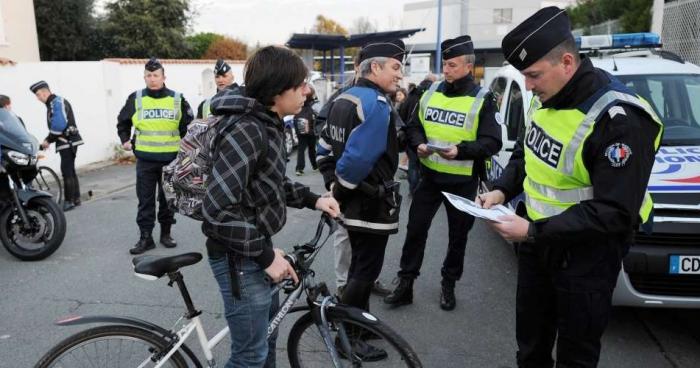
[163,113,264,220]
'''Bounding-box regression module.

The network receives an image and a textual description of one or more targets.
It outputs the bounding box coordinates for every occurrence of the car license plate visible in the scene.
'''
[669,255,700,274]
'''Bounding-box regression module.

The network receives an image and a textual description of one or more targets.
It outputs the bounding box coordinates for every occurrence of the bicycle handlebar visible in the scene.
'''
[284,213,339,272]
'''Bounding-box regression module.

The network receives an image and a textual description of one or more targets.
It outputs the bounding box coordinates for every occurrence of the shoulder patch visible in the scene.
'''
[608,106,626,119]
[604,142,632,168]
[377,95,387,103]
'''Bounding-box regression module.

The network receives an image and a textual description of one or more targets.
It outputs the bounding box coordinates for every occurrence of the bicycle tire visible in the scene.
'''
[33,166,63,204]
[287,308,423,368]
[34,324,190,368]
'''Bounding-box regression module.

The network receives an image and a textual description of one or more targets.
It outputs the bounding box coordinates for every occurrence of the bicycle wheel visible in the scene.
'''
[33,166,63,204]
[35,325,189,368]
[288,309,423,368]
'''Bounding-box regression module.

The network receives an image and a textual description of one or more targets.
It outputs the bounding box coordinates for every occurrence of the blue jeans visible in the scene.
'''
[209,255,279,368]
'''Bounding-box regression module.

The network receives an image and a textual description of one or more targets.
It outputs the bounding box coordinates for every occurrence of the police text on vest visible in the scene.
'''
[143,109,177,120]
[525,123,563,168]
[425,107,467,128]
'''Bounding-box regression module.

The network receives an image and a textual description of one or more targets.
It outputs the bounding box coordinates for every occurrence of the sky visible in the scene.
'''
[188,0,415,46]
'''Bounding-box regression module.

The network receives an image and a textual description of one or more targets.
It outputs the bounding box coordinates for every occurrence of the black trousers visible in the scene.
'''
[397,177,477,283]
[295,135,317,171]
[136,159,174,233]
[342,230,389,311]
[515,241,623,368]
[59,147,80,203]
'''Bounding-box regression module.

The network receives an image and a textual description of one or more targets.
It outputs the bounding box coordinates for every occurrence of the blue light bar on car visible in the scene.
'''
[575,33,662,50]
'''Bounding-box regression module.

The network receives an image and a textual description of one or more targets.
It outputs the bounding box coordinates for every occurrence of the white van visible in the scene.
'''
[487,33,700,308]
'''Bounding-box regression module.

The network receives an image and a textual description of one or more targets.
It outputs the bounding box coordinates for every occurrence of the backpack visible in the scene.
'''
[162,113,267,221]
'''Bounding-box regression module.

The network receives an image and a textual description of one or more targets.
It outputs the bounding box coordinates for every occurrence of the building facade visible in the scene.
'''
[0,0,40,62]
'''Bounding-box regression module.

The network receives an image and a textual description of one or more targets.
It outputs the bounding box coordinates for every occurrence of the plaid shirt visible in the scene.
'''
[202,92,319,263]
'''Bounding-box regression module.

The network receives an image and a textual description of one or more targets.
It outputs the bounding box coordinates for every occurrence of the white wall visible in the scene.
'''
[0,60,245,173]
[0,0,40,62]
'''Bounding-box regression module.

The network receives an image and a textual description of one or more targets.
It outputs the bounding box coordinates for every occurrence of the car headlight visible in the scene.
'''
[7,150,30,166]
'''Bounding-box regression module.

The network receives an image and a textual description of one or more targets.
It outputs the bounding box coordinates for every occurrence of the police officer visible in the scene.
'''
[384,35,502,311]
[196,59,244,119]
[117,58,194,254]
[478,7,662,367]
[317,39,405,360]
[30,81,84,212]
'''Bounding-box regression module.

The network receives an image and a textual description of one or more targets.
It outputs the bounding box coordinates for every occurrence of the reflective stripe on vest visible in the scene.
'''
[202,97,212,119]
[133,90,182,154]
[523,88,663,222]
[418,82,487,176]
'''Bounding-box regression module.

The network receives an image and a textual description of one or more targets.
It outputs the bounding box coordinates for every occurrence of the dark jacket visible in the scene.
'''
[493,57,661,246]
[116,86,194,162]
[398,79,432,124]
[406,74,502,184]
[44,94,83,152]
[196,83,245,119]
[317,78,401,234]
[293,98,317,136]
[202,90,320,268]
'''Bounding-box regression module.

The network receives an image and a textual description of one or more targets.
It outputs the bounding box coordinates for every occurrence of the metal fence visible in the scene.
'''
[662,0,700,65]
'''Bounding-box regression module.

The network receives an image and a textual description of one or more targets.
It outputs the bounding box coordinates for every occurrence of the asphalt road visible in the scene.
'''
[0,157,698,367]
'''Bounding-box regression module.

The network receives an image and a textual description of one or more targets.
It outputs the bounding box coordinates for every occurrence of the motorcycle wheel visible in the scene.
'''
[0,196,66,261]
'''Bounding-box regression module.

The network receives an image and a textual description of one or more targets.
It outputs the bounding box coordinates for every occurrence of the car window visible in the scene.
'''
[618,74,700,145]
[506,82,524,141]
[490,77,508,111]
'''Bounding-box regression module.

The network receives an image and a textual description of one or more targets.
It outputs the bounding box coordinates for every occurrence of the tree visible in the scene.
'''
[203,37,248,60]
[312,15,348,35]
[186,32,224,59]
[34,0,96,60]
[568,0,652,34]
[101,0,192,58]
[351,16,378,34]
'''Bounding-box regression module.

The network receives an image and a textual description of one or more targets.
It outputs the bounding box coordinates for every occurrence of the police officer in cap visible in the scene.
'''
[317,39,406,360]
[196,59,244,119]
[385,35,502,311]
[478,7,662,367]
[117,58,194,254]
[29,80,84,212]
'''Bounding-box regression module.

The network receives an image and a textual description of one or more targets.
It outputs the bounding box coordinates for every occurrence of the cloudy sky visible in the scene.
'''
[188,0,415,46]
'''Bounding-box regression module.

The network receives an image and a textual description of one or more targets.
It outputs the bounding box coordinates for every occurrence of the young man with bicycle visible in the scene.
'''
[202,45,339,368]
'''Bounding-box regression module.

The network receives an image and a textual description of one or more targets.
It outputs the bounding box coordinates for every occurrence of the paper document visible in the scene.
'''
[426,143,451,152]
[442,192,515,223]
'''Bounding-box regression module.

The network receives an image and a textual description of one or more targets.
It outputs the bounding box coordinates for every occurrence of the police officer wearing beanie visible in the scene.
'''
[117,58,194,254]
[478,7,662,367]
[317,39,406,360]
[30,81,84,212]
[196,59,244,119]
[385,35,502,311]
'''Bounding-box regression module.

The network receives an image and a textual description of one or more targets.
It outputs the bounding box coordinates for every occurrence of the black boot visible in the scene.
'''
[130,231,155,254]
[62,177,75,211]
[383,278,413,307]
[160,224,177,248]
[337,279,387,362]
[440,281,456,311]
[72,175,81,206]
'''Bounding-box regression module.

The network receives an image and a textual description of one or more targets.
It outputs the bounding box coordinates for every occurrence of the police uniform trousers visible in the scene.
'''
[342,230,390,311]
[135,158,175,232]
[516,237,626,368]
[397,176,477,284]
[59,147,80,203]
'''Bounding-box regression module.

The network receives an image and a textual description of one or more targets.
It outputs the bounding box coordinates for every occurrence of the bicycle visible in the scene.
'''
[32,153,63,204]
[35,214,423,368]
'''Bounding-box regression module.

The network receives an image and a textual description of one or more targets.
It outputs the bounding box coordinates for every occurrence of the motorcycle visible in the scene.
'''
[0,109,66,261]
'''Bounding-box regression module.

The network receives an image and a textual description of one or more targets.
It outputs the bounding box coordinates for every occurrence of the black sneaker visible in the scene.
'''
[62,202,75,212]
[371,280,392,296]
[440,284,456,311]
[295,170,304,176]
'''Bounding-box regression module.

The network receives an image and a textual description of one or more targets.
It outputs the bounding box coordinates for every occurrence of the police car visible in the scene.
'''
[487,33,700,308]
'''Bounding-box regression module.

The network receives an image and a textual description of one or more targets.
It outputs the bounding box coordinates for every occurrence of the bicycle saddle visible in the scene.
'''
[132,252,203,278]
